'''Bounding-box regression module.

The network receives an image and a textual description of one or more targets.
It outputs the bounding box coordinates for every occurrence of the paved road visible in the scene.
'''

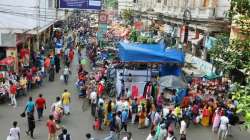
[0,51,250,140]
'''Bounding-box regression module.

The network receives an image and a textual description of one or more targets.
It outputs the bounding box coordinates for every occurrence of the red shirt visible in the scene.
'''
[10,85,17,95]
[98,83,104,96]
[20,48,25,59]
[26,72,32,81]
[35,97,46,109]
[31,66,37,74]
[47,120,56,134]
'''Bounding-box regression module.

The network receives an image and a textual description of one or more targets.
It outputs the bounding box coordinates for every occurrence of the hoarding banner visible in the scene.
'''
[59,0,102,10]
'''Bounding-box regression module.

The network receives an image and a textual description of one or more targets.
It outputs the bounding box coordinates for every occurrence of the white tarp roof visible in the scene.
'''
[0,0,57,34]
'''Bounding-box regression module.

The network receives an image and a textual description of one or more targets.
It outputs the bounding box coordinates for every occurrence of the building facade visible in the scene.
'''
[118,0,138,14]
[0,0,66,73]
[132,0,231,74]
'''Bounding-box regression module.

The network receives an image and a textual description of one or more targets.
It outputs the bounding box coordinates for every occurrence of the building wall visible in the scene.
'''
[118,0,137,14]
[137,0,230,19]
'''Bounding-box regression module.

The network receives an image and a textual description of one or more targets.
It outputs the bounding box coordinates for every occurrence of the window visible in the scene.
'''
[174,0,179,7]
[133,0,137,3]
[48,0,53,8]
[157,0,161,3]
[191,0,196,8]
[164,0,168,6]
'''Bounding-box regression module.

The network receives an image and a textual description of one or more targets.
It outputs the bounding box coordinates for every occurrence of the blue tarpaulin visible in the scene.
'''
[118,41,184,64]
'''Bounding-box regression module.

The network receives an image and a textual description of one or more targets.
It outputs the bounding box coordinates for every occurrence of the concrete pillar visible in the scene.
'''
[207,0,215,17]
[195,0,202,18]
[202,47,208,60]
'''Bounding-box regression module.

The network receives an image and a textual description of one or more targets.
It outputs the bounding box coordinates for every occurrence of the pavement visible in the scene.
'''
[0,50,250,140]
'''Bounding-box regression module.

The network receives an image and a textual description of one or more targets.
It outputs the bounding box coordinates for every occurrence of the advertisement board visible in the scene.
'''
[59,0,102,10]
[185,53,213,74]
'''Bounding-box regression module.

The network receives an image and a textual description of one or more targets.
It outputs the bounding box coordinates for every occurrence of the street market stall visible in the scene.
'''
[117,40,185,98]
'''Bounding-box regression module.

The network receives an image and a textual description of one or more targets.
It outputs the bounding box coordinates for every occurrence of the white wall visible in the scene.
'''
[118,0,136,13]
[0,0,65,33]
[138,0,230,19]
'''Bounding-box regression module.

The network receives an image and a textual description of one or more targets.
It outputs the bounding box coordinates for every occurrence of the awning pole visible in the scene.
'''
[146,64,149,81]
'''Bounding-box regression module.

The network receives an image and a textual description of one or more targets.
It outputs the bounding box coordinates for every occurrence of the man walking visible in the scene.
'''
[62,89,71,115]
[35,94,46,120]
[24,97,35,114]
[47,115,60,140]
[63,66,70,84]
[90,90,97,117]
[218,113,229,140]
[9,81,17,108]
[7,121,20,140]
[58,128,71,140]
[121,108,129,132]
[26,112,35,138]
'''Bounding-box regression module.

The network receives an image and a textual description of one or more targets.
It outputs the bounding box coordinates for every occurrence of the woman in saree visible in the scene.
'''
[201,105,211,127]
[138,106,147,129]
[212,108,221,132]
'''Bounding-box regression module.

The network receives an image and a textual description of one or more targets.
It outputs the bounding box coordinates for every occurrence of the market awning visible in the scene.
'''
[0,56,15,65]
[118,40,185,64]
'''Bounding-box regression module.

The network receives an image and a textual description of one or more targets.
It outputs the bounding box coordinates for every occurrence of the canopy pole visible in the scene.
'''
[150,64,152,80]
[146,64,149,81]
[122,62,125,80]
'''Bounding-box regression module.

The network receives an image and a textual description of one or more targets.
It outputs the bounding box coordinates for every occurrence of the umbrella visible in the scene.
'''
[160,75,187,89]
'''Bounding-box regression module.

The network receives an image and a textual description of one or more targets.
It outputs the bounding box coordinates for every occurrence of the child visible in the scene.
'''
[93,117,100,130]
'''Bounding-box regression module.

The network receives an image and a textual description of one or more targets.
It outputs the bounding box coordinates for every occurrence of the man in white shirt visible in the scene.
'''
[7,121,20,140]
[146,130,156,140]
[180,118,187,135]
[90,91,97,116]
[63,66,70,84]
[218,115,229,140]
[122,132,133,140]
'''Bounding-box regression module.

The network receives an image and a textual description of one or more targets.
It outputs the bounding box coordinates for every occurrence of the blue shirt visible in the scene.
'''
[121,110,128,123]
[26,101,35,113]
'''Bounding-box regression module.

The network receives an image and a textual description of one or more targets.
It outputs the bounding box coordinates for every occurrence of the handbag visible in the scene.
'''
[20,112,26,118]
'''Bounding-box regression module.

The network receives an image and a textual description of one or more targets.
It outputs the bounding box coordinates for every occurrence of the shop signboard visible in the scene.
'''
[59,0,102,10]
[185,53,213,74]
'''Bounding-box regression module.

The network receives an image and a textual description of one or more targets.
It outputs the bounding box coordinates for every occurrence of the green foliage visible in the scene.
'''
[231,83,250,130]
[129,28,138,42]
[105,0,118,9]
[121,9,134,25]
[229,0,250,18]
[222,0,250,130]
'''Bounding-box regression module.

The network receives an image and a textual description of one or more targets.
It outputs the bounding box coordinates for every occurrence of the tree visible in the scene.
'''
[121,9,134,25]
[211,0,250,130]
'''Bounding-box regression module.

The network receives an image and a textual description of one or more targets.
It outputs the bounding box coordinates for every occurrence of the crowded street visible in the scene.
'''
[0,50,249,140]
[1,0,250,140]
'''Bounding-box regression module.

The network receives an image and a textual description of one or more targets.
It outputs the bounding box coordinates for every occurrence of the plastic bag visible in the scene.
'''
[60,75,64,81]
[144,117,149,127]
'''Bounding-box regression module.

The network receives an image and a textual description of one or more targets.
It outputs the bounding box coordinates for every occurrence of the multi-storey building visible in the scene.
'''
[131,0,231,74]
[0,0,66,72]
[118,0,138,14]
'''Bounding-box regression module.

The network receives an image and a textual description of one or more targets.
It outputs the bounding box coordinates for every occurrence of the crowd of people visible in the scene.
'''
[4,14,243,140]
[71,20,241,140]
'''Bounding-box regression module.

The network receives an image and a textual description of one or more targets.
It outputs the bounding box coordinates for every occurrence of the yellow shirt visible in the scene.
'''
[20,79,27,86]
[62,92,71,105]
